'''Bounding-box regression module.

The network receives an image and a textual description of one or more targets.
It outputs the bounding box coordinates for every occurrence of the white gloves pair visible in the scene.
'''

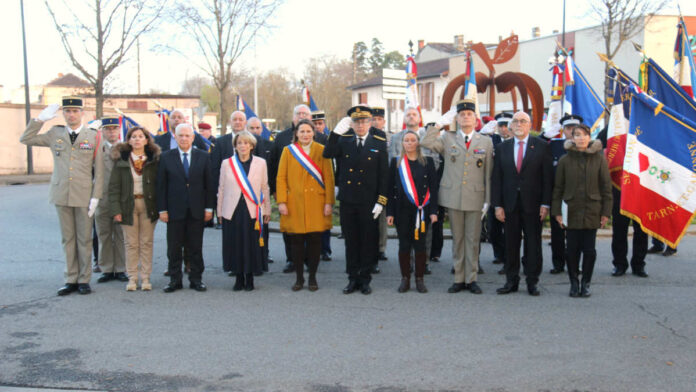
[372,203,383,220]
[479,120,497,135]
[435,107,457,127]
[481,203,489,220]
[37,103,60,122]
[333,117,352,135]
[88,198,99,218]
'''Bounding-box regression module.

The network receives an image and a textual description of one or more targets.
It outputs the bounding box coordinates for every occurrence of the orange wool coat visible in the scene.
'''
[276,142,335,234]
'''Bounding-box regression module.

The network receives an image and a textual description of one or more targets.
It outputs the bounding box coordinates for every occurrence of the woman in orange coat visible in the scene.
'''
[276,119,335,291]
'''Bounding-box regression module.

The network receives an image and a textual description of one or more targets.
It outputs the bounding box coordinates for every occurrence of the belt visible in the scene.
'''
[134,194,144,199]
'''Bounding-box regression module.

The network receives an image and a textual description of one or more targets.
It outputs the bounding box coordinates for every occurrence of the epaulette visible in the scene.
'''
[373,135,386,142]
[340,133,353,137]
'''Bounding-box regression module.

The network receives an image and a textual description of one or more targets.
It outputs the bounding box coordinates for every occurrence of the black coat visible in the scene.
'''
[386,156,439,219]
[491,135,552,213]
[156,148,215,221]
[269,125,327,194]
[323,130,388,206]
[154,131,211,152]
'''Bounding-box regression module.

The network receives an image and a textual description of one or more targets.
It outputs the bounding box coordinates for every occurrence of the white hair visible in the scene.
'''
[170,108,186,117]
[293,104,310,116]
[247,117,262,126]
[175,123,194,135]
[230,110,246,120]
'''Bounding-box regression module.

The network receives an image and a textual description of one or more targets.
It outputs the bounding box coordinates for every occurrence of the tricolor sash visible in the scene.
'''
[228,155,264,247]
[287,143,324,188]
[398,157,430,240]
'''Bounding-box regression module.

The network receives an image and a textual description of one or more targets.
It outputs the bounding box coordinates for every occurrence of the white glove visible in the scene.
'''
[334,186,339,198]
[87,198,99,218]
[333,116,352,135]
[37,103,60,122]
[479,120,497,135]
[436,107,457,127]
[371,203,383,220]
[481,202,489,220]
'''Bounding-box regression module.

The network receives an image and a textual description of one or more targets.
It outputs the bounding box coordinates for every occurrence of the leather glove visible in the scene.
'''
[37,103,60,122]
[435,107,457,127]
[481,202,489,220]
[87,198,99,218]
[371,203,383,220]
[333,117,352,135]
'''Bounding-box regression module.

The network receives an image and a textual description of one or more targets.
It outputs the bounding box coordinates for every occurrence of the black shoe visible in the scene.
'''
[478,265,485,274]
[498,267,506,275]
[468,282,482,294]
[662,248,677,257]
[114,272,129,282]
[632,268,649,278]
[215,223,222,230]
[57,283,78,296]
[245,275,254,291]
[371,265,381,274]
[424,264,432,275]
[228,271,235,277]
[496,282,518,294]
[450,266,454,274]
[282,261,294,273]
[163,282,183,293]
[569,279,580,297]
[398,278,410,293]
[647,245,664,254]
[527,285,540,296]
[97,273,115,283]
[321,253,332,261]
[189,282,207,292]
[580,281,591,297]
[492,258,503,264]
[447,282,467,293]
[77,283,92,295]
[267,256,274,263]
[337,233,344,239]
[163,270,171,277]
[360,283,372,295]
[92,265,102,273]
[612,268,626,277]
[233,276,244,291]
[343,281,358,294]
[378,252,388,261]
[430,256,440,262]
[549,268,564,275]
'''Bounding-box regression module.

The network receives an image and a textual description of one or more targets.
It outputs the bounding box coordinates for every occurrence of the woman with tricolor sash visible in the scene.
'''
[276,119,335,291]
[386,131,439,293]
[217,131,271,291]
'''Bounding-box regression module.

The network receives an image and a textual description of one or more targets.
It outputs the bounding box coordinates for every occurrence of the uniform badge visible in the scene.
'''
[449,145,459,162]
[477,159,483,168]
[79,141,93,150]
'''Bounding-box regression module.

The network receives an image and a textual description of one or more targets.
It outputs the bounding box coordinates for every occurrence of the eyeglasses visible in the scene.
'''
[511,119,530,124]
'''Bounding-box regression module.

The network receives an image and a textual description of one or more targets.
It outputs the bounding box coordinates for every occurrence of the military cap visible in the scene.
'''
[370,106,385,117]
[560,113,584,127]
[101,116,120,127]
[456,99,476,113]
[494,112,513,124]
[347,105,372,119]
[62,96,83,108]
[311,110,326,121]
[197,122,212,130]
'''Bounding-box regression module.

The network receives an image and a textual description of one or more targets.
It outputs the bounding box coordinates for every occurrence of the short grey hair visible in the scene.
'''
[230,110,246,120]
[247,117,262,127]
[170,108,186,118]
[293,104,310,116]
[175,123,194,135]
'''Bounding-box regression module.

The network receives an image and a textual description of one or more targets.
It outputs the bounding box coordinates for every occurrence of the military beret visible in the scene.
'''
[560,114,584,127]
[456,99,476,113]
[62,96,83,108]
[101,116,120,127]
[371,107,385,117]
[198,122,212,130]
[347,105,372,119]
[494,112,513,124]
[311,110,326,121]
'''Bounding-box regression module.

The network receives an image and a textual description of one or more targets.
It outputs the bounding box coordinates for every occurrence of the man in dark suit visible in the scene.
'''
[270,104,327,273]
[157,124,215,292]
[154,109,210,152]
[488,112,512,273]
[323,105,388,295]
[491,111,553,296]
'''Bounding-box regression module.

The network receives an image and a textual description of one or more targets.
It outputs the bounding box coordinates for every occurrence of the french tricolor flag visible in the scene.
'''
[621,86,696,247]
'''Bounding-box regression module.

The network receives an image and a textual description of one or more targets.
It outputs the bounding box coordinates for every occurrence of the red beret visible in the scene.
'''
[482,116,494,124]
[198,122,211,130]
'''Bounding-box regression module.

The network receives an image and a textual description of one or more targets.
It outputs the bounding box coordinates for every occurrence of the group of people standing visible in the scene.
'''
[21,95,652,298]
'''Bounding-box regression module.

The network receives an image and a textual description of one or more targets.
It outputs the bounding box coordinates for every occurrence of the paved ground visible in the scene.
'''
[1,183,695,392]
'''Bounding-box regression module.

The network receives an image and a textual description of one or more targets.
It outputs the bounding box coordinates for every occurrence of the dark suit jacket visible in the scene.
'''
[156,148,215,221]
[155,131,210,152]
[386,156,439,218]
[491,135,552,214]
[269,125,327,194]
[323,130,388,206]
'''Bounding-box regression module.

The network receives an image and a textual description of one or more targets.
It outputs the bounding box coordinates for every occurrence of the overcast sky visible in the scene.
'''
[1,0,694,96]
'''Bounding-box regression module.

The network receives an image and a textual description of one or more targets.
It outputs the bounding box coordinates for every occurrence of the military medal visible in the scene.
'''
[477,159,483,168]
[449,145,458,163]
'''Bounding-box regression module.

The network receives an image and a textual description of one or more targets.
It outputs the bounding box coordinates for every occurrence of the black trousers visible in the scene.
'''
[282,232,293,262]
[340,201,377,285]
[92,220,99,262]
[486,207,505,262]
[166,209,205,284]
[321,230,332,256]
[395,207,429,253]
[429,206,445,258]
[290,232,322,281]
[566,229,597,283]
[549,209,567,270]
[504,194,543,286]
[611,188,647,271]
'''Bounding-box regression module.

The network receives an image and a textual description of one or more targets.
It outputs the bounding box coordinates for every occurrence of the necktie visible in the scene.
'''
[70,132,78,145]
[357,137,363,152]
[516,141,524,173]
[183,152,190,177]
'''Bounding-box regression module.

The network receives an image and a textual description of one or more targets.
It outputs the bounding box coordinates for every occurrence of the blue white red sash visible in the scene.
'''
[398,156,430,240]
[287,143,324,189]
[228,155,264,247]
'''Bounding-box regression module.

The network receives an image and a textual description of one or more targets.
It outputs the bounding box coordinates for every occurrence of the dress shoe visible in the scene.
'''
[282,261,295,273]
[267,256,274,263]
[163,282,183,293]
[415,278,427,293]
[447,282,467,293]
[371,265,381,274]
[57,283,78,296]
[662,248,677,257]
[527,285,540,296]
[498,267,506,275]
[611,268,626,277]
[163,270,171,277]
[97,273,115,283]
[360,283,372,295]
[492,258,503,264]
[115,272,129,282]
[646,244,664,254]
[190,282,207,292]
[77,283,92,295]
[321,253,331,261]
[92,265,102,273]
[343,281,358,294]
[549,268,564,275]
[468,282,482,294]
[580,281,591,297]
[496,282,519,294]
[569,279,580,297]
[398,277,410,293]
[424,264,432,275]
[378,252,388,261]
[308,276,318,292]
[430,256,440,262]
[632,268,649,278]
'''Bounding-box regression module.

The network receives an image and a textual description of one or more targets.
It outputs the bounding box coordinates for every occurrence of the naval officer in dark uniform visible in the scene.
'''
[323,105,388,294]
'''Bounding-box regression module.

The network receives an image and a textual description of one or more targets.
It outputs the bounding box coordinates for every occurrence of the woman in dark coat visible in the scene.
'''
[386,131,439,293]
[552,124,612,297]
[109,127,160,291]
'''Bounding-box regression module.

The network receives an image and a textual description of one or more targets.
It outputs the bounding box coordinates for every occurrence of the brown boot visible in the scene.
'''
[415,278,428,293]
[415,252,428,293]
[398,277,410,293]
[308,274,318,291]
[398,252,411,292]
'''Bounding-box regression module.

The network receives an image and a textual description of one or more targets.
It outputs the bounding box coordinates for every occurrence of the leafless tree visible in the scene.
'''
[304,56,353,128]
[45,0,167,117]
[588,0,670,102]
[175,0,282,134]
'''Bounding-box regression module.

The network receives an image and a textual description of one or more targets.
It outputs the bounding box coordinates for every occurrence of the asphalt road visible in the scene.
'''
[1,183,695,392]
